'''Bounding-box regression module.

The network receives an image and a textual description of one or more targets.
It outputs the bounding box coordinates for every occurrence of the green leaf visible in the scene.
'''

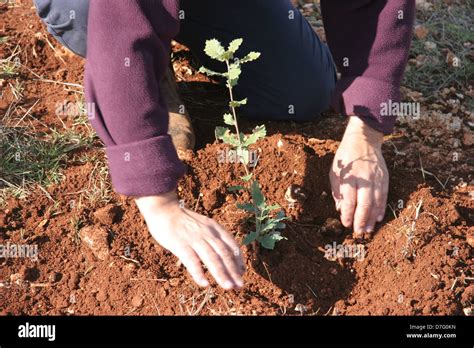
[228,185,245,192]
[227,63,242,87]
[215,126,229,139]
[204,39,226,61]
[251,180,265,208]
[240,51,261,64]
[228,38,243,54]
[199,66,223,77]
[267,204,281,211]
[241,173,253,182]
[275,222,286,230]
[259,234,276,250]
[243,232,258,245]
[260,220,278,233]
[223,113,235,126]
[222,133,240,147]
[243,125,266,147]
[215,127,240,146]
[259,218,286,233]
[236,202,255,213]
[236,148,250,165]
[259,232,286,250]
[229,98,248,108]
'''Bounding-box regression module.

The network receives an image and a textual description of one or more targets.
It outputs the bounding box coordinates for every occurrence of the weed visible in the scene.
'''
[200,38,287,249]
[404,0,474,97]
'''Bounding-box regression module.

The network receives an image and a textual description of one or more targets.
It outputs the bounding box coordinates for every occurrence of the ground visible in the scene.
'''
[0,0,473,315]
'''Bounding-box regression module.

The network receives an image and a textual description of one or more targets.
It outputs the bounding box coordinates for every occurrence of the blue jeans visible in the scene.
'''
[34,0,336,122]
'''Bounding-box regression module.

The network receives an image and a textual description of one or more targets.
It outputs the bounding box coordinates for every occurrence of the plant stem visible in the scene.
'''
[225,59,261,235]
[225,59,249,177]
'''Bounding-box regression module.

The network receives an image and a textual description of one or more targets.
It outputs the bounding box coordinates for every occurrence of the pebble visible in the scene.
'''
[131,294,143,308]
[96,290,108,302]
[467,231,474,248]
[79,226,110,260]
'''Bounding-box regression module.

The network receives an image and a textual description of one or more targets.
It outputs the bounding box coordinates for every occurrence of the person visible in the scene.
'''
[34,0,415,290]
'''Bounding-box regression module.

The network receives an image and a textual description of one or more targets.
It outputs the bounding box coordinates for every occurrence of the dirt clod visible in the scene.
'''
[93,204,122,225]
[131,294,144,308]
[321,218,344,235]
[79,226,110,261]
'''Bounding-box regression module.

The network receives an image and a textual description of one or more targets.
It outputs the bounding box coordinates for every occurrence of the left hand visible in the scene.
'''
[329,117,389,237]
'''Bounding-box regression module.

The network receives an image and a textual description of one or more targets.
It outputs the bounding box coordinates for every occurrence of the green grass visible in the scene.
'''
[0,125,96,205]
[0,45,20,77]
[403,0,474,98]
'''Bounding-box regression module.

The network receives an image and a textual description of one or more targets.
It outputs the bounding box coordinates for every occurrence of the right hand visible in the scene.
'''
[135,191,245,290]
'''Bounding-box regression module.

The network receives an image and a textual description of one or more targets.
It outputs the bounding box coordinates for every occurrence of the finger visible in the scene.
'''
[339,177,357,228]
[193,241,236,290]
[353,185,374,235]
[211,223,245,276]
[366,181,384,233]
[173,246,209,287]
[329,167,342,211]
[376,176,389,222]
[372,181,387,224]
[207,232,244,288]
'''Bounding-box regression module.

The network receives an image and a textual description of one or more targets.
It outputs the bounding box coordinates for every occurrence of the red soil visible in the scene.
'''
[0,1,472,316]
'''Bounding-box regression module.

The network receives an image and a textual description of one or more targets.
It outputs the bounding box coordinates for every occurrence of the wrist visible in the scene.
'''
[343,117,384,146]
[135,190,180,216]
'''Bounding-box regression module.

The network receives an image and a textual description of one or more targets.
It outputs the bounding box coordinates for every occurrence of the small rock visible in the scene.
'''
[463,132,474,146]
[414,25,429,39]
[169,278,180,287]
[48,272,62,283]
[467,231,474,248]
[346,298,356,306]
[461,285,474,305]
[463,307,473,316]
[79,226,110,260]
[446,51,459,67]
[10,273,22,284]
[294,303,307,313]
[448,117,462,132]
[131,294,143,308]
[284,184,307,204]
[96,290,108,302]
[424,41,437,50]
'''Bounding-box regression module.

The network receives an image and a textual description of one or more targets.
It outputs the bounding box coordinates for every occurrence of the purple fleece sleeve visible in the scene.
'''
[85,0,185,197]
[321,0,415,134]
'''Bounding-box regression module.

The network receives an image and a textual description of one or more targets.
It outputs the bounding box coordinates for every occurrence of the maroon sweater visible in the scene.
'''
[85,0,415,197]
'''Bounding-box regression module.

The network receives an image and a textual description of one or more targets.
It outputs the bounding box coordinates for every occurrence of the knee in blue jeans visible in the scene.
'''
[34,0,89,57]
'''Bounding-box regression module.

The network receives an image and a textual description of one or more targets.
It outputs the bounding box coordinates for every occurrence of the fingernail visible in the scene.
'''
[224,281,234,289]
[236,279,244,287]
[200,279,209,287]
[377,215,384,222]
[365,226,374,233]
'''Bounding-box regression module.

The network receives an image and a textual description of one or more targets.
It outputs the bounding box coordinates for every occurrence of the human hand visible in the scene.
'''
[329,117,389,236]
[135,192,244,290]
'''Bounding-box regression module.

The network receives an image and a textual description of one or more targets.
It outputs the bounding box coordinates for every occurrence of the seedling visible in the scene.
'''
[199,38,287,250]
